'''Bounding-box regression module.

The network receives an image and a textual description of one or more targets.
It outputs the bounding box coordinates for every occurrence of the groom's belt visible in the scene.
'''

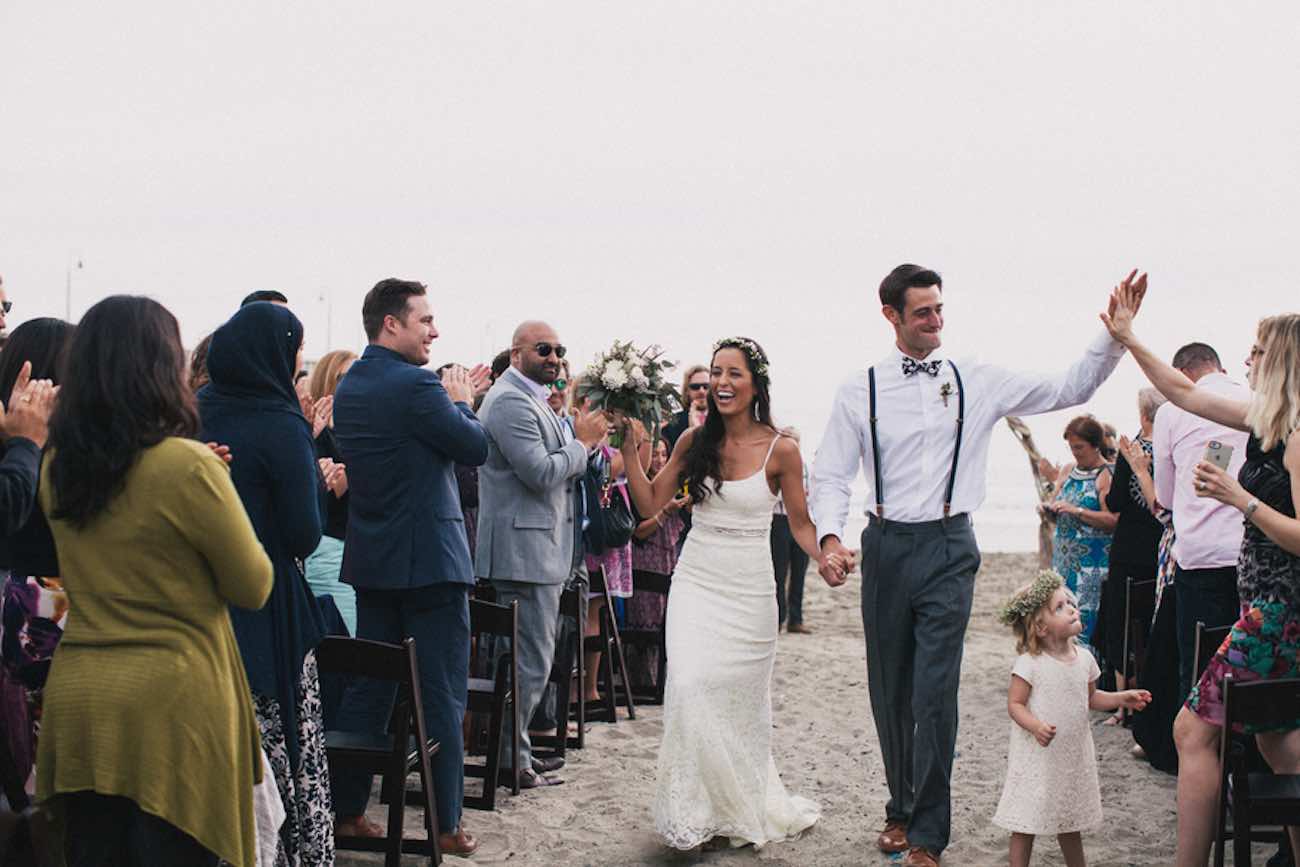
[865,513,970,535]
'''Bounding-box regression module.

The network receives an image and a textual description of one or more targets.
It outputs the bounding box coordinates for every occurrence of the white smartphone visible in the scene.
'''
[1203,440,1235,473]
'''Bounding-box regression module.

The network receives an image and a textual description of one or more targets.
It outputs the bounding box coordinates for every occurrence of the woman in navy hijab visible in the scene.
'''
[200,301,331,866]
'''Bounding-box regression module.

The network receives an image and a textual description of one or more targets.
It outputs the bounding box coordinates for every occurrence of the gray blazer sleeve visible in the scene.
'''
[483,392,587,495]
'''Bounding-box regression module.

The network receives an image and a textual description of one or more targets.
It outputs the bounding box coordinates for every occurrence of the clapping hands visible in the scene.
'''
[318,457,348,497]
[1118,435,1151,475]
[0,361,58,449]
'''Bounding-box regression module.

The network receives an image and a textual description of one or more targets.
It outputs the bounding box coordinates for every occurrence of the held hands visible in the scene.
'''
[1118,689,1153,712]
[0,361,58,449]
[1193,460,1247,508]
[1032,719,1058,748]
[818,537,856,588]
[1099,269,1148,346]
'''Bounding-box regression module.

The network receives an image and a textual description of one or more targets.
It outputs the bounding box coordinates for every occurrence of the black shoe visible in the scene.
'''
[531,756,565,774]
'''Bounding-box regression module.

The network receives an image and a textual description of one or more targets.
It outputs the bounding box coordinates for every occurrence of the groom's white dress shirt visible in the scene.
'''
[811,331,1126,538]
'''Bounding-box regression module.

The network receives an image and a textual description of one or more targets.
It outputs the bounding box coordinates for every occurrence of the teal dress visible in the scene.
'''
[1052,466,1113,648]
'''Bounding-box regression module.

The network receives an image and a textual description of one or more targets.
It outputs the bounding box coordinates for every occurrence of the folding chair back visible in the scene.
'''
[463,598,519,809]
[1195,621,1233,682]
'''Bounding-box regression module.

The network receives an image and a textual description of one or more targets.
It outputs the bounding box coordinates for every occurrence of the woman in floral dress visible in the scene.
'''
[1045,415,1117,649]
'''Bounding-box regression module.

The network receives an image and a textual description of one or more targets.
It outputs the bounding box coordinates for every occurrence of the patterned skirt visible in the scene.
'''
[251,651,334,867]
[1188,599,1300,733]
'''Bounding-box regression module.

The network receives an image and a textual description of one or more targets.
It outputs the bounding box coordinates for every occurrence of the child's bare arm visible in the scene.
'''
[1008,674,1056,747]
[1088,681,1152,712]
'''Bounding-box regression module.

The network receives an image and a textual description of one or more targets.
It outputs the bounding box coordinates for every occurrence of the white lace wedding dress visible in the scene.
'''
[653,439,821,850]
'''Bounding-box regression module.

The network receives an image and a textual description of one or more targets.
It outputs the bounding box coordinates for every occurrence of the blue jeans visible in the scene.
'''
[330,584,470,834]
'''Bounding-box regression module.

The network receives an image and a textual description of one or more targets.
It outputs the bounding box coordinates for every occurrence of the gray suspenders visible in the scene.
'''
[867,361,966,520]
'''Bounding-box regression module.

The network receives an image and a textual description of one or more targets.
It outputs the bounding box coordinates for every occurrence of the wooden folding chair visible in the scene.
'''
[1195,621,1234,682]
[461,598,519,809]
[1121,577,1157,684]
[583,569,636,723]
[619,569,670,705]
[1214,675,1300,867]
[317,636,441,867]
[531,585,587,755]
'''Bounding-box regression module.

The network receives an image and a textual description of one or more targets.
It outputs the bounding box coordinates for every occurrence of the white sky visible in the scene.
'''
[3,3,1298,545]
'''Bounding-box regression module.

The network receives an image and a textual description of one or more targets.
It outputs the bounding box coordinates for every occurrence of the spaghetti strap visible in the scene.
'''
[760,435,781,472]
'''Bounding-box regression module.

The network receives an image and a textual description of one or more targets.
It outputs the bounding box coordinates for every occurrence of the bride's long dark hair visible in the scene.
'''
[681,337,775,504]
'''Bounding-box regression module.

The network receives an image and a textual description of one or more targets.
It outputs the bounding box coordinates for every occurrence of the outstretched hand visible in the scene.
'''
[1099,269,1148,346]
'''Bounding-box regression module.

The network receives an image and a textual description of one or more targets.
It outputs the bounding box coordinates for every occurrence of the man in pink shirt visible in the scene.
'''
[1152,342,1249,698]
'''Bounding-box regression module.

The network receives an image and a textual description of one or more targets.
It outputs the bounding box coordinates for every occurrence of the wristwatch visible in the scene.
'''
[1245,498,1260,520]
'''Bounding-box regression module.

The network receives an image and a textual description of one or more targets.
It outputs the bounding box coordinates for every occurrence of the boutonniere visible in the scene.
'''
[939,382,954,408]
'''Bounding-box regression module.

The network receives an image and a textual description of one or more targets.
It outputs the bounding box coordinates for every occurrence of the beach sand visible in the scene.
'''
[337,552,1209,866]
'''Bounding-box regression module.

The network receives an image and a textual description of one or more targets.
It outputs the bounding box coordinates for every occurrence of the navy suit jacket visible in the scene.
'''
[334,345,489,590]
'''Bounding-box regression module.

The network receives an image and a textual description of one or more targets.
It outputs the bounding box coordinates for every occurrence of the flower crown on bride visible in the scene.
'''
[712,337,770,379]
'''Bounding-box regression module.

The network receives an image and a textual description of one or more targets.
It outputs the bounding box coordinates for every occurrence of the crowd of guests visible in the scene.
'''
[0,277,816,865]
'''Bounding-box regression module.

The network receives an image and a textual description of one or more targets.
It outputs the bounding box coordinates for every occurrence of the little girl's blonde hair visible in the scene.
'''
[998,570,1066,655]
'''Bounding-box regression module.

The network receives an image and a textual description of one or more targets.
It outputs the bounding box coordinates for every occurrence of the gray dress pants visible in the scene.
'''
[491,578,566,770]
[860,514,979,855]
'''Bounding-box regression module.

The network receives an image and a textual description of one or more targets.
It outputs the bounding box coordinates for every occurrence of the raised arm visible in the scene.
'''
[484,392,601,495]
[621,424,692,517]
[410,373,490,467]
[1101,278,1250,431]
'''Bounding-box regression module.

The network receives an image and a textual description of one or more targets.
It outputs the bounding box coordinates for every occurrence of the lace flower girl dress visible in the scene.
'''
[653,438,820,849]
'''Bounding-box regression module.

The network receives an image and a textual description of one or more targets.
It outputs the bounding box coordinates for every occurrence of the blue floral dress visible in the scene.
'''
[1052,466,1113,648]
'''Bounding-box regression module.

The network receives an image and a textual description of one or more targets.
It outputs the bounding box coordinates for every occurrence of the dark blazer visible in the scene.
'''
[334,345,489,590]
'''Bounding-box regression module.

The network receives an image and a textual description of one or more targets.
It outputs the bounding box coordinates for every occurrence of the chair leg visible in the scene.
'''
[416,746,442,866]
[1232,812,1250,867]
[655,632,668,705]
[608,616,637,721]
[385,757,406,867]
[482,699,502,809]
[598,611,618,723]
[574,635,586,749]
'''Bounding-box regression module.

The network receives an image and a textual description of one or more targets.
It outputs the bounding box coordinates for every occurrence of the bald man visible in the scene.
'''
[476,321,606,787]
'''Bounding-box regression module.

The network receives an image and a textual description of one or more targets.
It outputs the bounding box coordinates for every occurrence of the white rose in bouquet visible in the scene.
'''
[602,366,629,390]
[629,365,649,388]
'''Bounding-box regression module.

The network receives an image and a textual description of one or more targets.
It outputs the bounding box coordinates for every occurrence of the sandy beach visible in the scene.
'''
[339,552,1194,866]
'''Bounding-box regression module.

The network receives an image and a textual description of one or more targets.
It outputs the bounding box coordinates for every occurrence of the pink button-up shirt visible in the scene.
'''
[1152,372,1250,570]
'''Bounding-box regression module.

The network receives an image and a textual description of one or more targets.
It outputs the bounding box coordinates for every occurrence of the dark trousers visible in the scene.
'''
[1174,564,1240,700]
[331,584,470,834]
[64,792,217,866]
[770,514,808,626]
[860,515,979,855]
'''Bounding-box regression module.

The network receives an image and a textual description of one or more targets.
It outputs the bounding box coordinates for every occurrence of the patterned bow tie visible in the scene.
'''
[901,357,943,377]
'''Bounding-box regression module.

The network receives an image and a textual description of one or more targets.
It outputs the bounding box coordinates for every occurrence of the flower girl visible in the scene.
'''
[992,570,1151,867]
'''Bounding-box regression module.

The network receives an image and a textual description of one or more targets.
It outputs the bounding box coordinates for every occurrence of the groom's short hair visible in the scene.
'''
[879,264,943,314]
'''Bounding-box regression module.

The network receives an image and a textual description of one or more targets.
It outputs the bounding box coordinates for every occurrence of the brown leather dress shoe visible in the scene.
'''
[786,623,813,634]
[876,819,909,853]
[335,814,385,838]
[903,845,941,867]
[438,826,480,857]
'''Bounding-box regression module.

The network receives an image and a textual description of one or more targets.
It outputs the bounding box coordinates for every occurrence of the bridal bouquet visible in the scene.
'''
[576,340,680,446]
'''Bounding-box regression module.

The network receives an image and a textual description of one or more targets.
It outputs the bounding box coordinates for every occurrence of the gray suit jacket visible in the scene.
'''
[475,367,588,584]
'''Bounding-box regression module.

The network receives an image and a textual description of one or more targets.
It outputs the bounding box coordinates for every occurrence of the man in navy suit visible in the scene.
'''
[330,278,489,857]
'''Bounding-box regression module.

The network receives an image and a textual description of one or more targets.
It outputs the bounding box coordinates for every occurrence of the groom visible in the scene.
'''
[811,264,1143,866]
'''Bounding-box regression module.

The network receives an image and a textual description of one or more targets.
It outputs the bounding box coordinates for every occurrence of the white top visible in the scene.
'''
[1152,372,1250,569]
[811,330,1126,533]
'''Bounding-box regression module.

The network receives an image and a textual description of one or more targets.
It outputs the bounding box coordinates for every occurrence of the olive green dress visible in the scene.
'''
[37,438,274,867]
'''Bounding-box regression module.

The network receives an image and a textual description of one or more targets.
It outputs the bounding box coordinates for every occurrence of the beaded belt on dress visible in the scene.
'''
[692,520,768,538]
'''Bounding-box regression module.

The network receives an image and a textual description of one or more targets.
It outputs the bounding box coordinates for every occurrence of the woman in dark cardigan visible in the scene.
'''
[199,302,331,866]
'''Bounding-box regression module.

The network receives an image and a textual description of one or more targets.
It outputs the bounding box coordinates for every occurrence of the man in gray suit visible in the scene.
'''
[476,320,605,787]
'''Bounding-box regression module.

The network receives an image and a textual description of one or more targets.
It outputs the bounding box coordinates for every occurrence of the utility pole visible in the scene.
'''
[65,258,83,320]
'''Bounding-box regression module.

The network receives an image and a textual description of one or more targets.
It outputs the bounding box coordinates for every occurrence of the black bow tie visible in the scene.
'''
[901,357,943,377]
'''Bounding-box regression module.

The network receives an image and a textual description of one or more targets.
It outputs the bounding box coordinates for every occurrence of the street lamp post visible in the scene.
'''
[65,259,83,320]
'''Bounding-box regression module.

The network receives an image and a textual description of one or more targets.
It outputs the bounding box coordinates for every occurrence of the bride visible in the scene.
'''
[617,336,838,851]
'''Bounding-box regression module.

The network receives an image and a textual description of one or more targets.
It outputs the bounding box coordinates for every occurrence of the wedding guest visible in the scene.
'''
[490,348,512,381]
[437,362,495,557]
[663,364,708,454]
[548,358,572,418]
[1151,342,1249,698]
[1043,416,1117,649]
[199,302,332,866]
[814,265,1138,866]
[188,333,213,392]
[303,349,357,635]
[627,437,686,684]
[241,289,289,307]
[771,427,813,633]
[38,295,272,866]
[1102,421,1119,461]
[1093,388,1166,715]
[1102,293,1300,866]
[331,280,489,856]
[476,321,606,787]
[0,319,73,789]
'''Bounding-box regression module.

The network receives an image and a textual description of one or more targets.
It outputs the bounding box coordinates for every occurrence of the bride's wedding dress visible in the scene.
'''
[653,437,821,850]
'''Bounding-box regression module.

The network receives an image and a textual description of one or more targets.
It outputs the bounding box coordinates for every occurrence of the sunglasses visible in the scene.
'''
[549,378,568,391]
[0,301,10,314]
[688,383,709,391]
[530,342,566,359]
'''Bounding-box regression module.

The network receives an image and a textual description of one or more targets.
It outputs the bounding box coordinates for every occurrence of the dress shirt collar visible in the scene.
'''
[503,365,552,403]
[880,344,945,370]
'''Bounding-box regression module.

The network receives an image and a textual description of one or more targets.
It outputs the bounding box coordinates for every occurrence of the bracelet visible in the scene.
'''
[1245,498,1260,520]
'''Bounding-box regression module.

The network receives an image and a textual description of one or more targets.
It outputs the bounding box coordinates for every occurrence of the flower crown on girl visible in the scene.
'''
[997,569,1065,627]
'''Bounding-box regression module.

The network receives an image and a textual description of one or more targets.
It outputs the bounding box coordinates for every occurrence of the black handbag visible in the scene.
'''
[583,453,635,555]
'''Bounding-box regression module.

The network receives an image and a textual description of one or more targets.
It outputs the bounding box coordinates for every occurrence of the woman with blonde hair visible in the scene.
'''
[304,349,356,634]
[1103,285,1300,866]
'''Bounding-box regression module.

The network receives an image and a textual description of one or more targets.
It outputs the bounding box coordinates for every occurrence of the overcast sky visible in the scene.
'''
[3,3,1298,542]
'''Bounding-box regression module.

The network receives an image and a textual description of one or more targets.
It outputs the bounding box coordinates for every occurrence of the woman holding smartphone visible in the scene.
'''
[1102,282,1300,867]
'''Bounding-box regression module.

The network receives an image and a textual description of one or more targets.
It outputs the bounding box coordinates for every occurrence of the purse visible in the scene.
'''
[582,451,635,555]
